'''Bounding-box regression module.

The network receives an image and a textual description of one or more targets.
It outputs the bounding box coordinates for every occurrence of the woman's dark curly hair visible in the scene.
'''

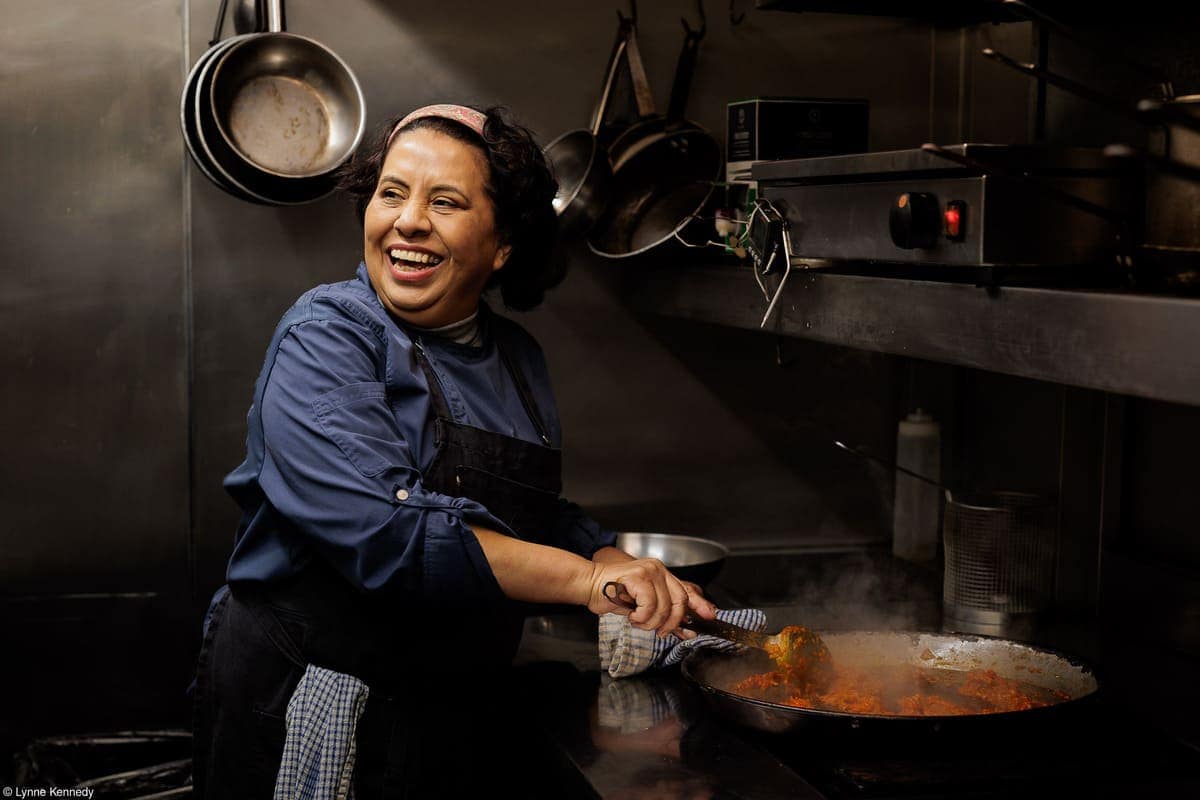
[335,105,564,312]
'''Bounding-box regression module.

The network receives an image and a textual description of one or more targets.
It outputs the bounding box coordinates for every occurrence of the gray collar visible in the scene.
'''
[414,310,482,347]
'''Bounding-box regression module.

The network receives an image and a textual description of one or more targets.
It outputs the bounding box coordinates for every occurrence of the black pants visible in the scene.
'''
[192,588,559,799]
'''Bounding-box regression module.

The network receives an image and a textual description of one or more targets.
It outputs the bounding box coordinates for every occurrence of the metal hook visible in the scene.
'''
[683,0,707,38]
[730,0,745,26]
[617,0,638,26]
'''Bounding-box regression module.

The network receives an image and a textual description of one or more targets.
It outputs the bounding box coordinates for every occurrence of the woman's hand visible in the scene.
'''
[470,528,717,636]
[586,558,718,637]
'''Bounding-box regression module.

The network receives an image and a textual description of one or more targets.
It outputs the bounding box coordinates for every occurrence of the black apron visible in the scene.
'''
[193,333,567,799]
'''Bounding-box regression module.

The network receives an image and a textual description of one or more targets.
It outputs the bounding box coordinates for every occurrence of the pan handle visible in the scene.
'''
[981,48,1143,124]
[591,30,628,135]
[623,22,655,118]
[981,46,1185,137]
[1137,98,1200,136]
[1105,143,1200,184]
[666,10,705,123]
[998,1,1173,99]
[209,0,230,46]
[263,0,284,33]
[590,18,655,135]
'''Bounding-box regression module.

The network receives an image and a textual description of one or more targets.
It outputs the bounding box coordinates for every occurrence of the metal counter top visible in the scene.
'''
[513,660,823,800]
[510,549,1200,799]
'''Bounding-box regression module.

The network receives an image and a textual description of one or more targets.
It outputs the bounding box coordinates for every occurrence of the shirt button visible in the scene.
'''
[395,488,410,502]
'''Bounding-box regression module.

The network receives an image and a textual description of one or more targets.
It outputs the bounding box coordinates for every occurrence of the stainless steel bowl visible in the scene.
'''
[616,531,729,586]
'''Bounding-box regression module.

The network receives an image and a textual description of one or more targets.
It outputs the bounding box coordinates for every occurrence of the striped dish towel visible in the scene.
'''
[599,608,767,679]
[273,665,370,800]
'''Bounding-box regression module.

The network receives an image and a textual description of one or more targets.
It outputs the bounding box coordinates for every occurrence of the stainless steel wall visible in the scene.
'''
[1,0,1036,741]
[0,0,187,592]
[0,0,191,744]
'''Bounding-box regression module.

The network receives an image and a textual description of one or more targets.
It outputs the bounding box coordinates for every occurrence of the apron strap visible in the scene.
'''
[413,331,552,448]
[496,342,552,447]
[410,339,454,424]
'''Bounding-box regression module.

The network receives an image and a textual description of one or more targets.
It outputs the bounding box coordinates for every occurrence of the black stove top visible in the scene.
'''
[521,662,1200,800]
[745,699,1200,798]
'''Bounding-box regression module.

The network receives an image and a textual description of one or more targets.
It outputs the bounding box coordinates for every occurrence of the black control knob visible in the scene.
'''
[889,192,940,250]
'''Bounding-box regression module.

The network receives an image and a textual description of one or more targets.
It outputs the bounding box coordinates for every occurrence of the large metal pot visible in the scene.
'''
[682,631,1098,735]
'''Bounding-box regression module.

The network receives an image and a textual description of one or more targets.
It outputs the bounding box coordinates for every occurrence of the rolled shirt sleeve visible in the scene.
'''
[253,316,510,607]
[548,499,618,558]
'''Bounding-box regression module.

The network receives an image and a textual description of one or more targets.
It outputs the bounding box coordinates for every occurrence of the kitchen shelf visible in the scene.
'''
[626,263,1200,407]
[753,0,1163,25]
[754,0,1022,24]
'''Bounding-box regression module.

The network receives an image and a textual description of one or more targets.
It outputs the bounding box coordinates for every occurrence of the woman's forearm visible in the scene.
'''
[471,525,596,606]
[469,526,713,634]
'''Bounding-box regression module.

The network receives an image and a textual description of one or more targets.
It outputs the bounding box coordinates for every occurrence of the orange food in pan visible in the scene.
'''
[732,663,1069,717]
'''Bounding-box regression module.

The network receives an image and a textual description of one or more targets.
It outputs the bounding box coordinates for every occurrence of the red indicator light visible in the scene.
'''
[943,201,966,240]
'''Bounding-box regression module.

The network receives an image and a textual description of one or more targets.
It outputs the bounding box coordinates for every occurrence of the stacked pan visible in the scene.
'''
[181,0,365,205]
[545,4,722,260]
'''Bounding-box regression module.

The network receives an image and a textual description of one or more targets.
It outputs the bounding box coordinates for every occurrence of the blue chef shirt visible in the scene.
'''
[223,264,616,609]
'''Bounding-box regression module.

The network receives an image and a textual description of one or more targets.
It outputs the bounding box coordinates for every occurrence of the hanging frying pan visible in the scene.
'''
[606,2,707,171]
[586,127,721,260]
[587,3,720,260]
[187,0,365,204]
[544,10,653,233]
[208,0,365,179]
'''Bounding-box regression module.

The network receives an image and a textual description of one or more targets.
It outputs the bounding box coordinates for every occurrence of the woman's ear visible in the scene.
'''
[492,244,512,271]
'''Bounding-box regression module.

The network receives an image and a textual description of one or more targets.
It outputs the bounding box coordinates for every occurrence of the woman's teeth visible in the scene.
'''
[388,248,443,270]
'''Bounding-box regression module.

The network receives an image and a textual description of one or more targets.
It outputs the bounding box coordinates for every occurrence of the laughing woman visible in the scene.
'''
[190,104,716,798]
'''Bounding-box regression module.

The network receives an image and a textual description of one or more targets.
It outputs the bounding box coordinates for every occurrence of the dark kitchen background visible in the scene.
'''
[2,0,1198,789]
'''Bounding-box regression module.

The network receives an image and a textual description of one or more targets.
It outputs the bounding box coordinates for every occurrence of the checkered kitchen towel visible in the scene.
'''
[599,608,767,678]
[273,665,370,800]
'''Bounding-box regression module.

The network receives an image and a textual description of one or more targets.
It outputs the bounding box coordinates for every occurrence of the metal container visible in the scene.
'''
[942,492,1057,638]
[615,531,729,587]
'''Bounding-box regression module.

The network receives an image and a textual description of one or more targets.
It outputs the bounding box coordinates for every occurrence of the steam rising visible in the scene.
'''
[718,550,941,635]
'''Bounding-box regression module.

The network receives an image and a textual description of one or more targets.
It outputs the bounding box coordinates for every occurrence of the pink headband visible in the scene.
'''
[386,104,488,147]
